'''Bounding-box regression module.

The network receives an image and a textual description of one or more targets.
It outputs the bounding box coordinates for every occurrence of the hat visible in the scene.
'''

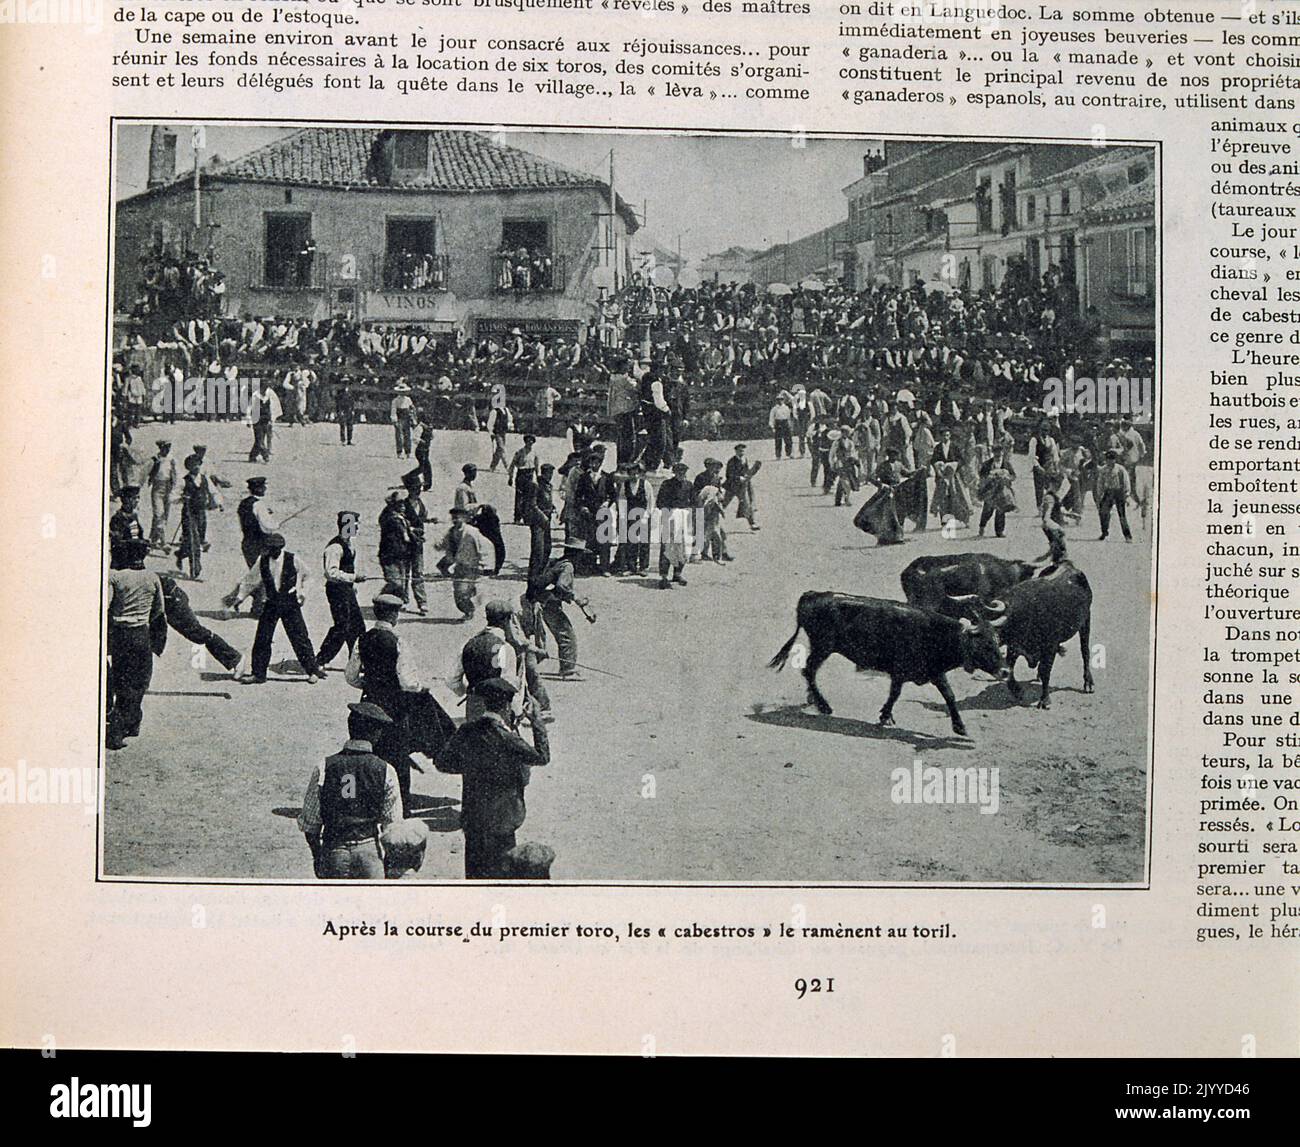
[523,434,536,445]
[263,532,286,550]
[672,462,688,473]
[473,676,518,700]
[380,818,429,878]
[192,445,207,454]
[373,592,405,611]
[337,510,360,527]
[394,381,411,393]
[156,439,171,448]
[386,489,406,505]
[462,463,477,476]
[347,701,393,726]
[247,477,266,490]
[484,599,513,624]
[402,471,422,489]
[449,506,472,517]
[561,538,587,552]
[502,842,556,880]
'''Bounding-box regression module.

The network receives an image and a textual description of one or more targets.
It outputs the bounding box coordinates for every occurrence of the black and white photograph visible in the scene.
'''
[103,123,1159,885]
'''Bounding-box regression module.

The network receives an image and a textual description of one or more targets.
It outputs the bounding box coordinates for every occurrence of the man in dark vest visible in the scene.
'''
[223,532,322,684]
[236,476,276,616]
[335,378,356,446]
[345,592,456,816]
[297,702,402,879]
[315,510,367,671]
[437,677,550,879]
[108,485,145,568]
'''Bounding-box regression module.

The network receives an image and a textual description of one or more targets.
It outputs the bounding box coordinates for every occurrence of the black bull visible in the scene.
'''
[768,592,1009,738]
[900,552,1039,618]
[986,562,1096,709]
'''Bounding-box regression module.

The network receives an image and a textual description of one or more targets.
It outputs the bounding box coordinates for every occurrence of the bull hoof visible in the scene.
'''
[878,715,896,728]
[1037,699,1052,710]
[807,699,833,716]
[952,724,969,738]
[1083,681,1095,694]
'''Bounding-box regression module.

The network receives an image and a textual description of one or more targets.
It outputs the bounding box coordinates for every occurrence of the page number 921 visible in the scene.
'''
[794,978,834,999]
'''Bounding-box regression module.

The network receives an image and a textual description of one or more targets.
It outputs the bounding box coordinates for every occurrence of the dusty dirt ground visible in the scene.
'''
[102,421,1152,884]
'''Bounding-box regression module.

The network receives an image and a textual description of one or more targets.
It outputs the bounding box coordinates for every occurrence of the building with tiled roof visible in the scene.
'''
[114,126,641,335]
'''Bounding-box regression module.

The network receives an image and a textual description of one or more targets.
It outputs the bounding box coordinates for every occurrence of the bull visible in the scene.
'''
[768,591,1009,738]
[980,561,1095,709]
[900,545,1062,619]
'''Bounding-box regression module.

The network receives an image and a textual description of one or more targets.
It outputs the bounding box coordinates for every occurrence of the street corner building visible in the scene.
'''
[113,125,642,343]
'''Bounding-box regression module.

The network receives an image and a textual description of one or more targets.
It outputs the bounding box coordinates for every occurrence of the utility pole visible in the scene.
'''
[609,148,618,292]
[192,126,203,229]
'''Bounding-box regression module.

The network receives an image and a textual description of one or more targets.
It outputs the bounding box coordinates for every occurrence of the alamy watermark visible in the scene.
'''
[891,757,1000,815]
[1042,375,1153,418]
[0,0,102,33]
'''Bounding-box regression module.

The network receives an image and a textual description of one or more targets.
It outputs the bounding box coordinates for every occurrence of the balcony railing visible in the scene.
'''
[248,249,327,290]
[492,251,565,294]
[375,251,449,291]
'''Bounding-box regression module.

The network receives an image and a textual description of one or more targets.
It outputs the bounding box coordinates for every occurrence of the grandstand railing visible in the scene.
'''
[490,252,565,294]
[375,252,450,291]
[247,250,328,291]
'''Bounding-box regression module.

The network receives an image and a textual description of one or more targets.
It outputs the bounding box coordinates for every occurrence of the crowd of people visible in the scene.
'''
[130,246,227,324]
[106,248,1156,881]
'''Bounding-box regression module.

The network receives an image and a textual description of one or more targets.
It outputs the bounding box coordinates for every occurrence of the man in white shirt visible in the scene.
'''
[223,532,322,684]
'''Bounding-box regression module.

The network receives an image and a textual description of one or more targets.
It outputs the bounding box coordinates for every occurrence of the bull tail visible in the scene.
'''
[769,590,819,671]
[769,628,802,672]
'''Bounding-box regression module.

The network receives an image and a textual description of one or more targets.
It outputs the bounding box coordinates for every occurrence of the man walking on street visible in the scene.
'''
[224,532,323,684]
[316,510,367,671]
[146,440,177,550]
[1097,449,1134,543]
[106,537,165,750]
[437,506,483,621]
[378,490,415,604]
[247,378,281,463]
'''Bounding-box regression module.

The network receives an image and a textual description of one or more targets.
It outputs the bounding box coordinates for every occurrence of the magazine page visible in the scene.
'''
[0,0,1297,1073]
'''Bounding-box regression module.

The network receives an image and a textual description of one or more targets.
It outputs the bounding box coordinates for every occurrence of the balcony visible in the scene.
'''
[248,249,327,291]
[492,251,565,294]
[375,251,449,291]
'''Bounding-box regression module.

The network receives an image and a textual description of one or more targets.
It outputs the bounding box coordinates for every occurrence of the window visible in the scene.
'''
[1026,195,1036,224]
[383,218,442,289]
[1060,188,1071,216]
[496,220,558,292]
[393,131,429,171]
[263,213,314,288]
[975,178,993,232]
[501,219,549,252]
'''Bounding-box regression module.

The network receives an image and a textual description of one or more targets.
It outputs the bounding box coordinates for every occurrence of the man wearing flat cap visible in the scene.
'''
[298,702,404,879]
[346,592,457,815]
[437,676,550,879]
[436,506,483,620]
[236,476,278,616]
[108,485,145,568]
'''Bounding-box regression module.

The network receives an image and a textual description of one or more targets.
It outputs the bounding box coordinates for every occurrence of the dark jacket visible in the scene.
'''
[438,713,548,835]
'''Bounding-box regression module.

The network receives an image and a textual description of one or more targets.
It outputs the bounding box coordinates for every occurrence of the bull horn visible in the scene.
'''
[958,617,975,632]
[946,593,980,603]
[984,599,1007,616]
[989,615,1008,629]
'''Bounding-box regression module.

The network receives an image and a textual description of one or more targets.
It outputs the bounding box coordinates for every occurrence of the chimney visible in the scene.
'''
[147,126,177,189]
